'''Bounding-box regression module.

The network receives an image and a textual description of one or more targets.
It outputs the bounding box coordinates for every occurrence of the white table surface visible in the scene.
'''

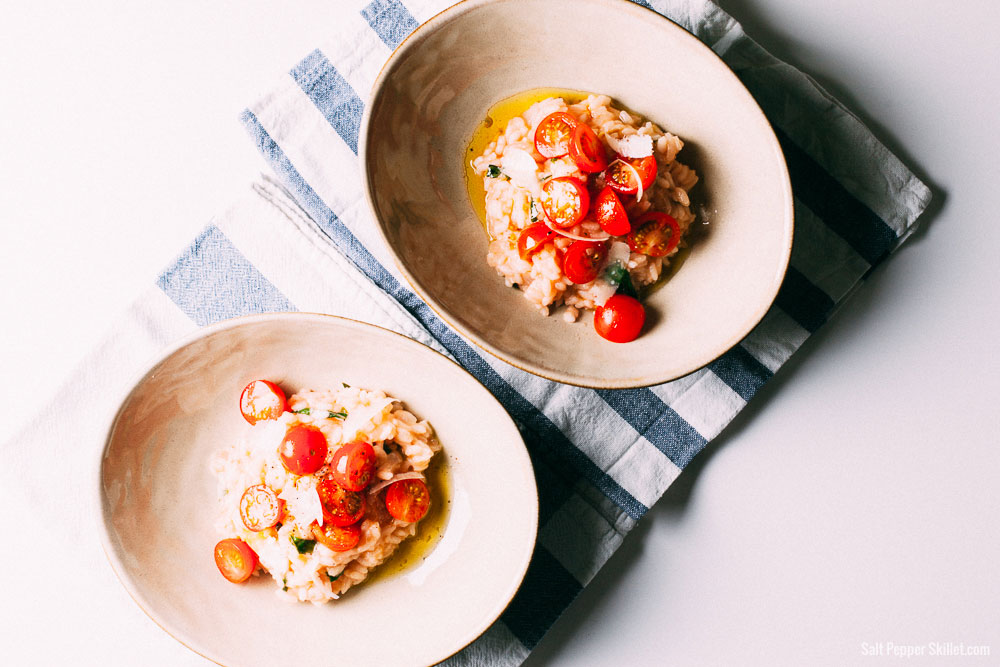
[2,1,998,665]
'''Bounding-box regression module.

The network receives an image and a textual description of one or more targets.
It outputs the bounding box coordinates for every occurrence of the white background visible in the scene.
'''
[1,0,998,665]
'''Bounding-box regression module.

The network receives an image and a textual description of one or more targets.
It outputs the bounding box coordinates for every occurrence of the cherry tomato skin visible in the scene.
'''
[594,186,631,236]
[563,241,609,284]
[312,521,362,552]
[214,538,258,583]
[329,441,377,492]
[239,380,288,425]
[239,484,284,531]
[517,224,555,260]
[541,177,591,228]
[316,476,366,527]
[568,123,608,173]
[279,425,328,476]
[534,112,578,158]
[605,155,658,196]
[385,479,431,523]
[594,294,646,343]
[627,211,681,257]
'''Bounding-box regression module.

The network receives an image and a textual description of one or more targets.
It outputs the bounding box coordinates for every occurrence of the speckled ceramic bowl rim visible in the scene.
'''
[93,312,539,667]
[359,0,794,389]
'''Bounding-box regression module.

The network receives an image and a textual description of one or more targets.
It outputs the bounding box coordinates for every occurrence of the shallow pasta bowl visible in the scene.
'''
[360,0,794,388]
[96,313,537,667]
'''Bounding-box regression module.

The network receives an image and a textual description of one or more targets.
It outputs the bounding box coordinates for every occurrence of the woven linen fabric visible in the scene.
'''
[0,0,930,665]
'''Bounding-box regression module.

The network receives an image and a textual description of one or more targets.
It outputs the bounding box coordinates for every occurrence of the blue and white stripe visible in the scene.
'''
[149,0,931,663]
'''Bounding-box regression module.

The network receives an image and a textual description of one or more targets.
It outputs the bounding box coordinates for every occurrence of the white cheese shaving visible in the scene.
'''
[278,477,324,528]
[591,242,633,307]
[501,148,542,196]
[605,133,653,159]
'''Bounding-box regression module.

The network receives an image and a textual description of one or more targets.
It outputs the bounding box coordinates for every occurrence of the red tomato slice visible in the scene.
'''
[541,177,590,228]
[279,425,328,476]
[594,186,630,236]
[239,484,283,531]
[627,211,681,257]
[594,294,646,343]
[312,521,362,552]
[605,155,658,196]
[534,112,578,158]
[214,538,258,583]
[385,479,431,523]
[316,476,366,526]
[239,380,288,425]
[563,241,609,285]
[517,223,556,260]
[329,441,377,492]
[568,123,608,173]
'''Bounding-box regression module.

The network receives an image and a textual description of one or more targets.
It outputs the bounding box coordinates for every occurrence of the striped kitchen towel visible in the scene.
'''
[229,0,931,663]
[5,0,929,665]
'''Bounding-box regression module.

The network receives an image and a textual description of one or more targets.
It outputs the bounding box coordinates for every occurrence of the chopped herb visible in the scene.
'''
[486,165,501,178]
[291,536,316,554]
[603,262,638,298]
[282,578,288,591]
[294,406,346,419]
[618,271,638,299]
[603,262,627,285]
[342,382,350,388]
[529,198,539,222]
[327,572,341,582]
[539,174,552,182]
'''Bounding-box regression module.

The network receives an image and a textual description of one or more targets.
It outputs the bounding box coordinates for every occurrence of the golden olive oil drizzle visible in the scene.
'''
[359,450,451,588]
[465,88,590,232]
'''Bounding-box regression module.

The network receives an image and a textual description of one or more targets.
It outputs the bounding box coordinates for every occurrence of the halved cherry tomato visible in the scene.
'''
[594,294,646,343]
[594,186,630,236]
[239,380,288,425]
[214,538,258,583]
[517,223,555,260]
[568,123,608,173]
[627,211,681,257]
[239,484,284,531]
[279,425,328,476]
[563,241,609,285]
[316,476,366,526]
[534,112,577,158]
[329,441,376,492]
[605,155,658,196]
[541,177,590,228]
[385,479,431,523]
[312,521,362,552]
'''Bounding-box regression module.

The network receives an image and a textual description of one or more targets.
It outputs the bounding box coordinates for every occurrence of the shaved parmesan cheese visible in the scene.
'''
[501,148,542,195]
[279,478,324,528]
[591,242,632,307]
[605,133,653,159]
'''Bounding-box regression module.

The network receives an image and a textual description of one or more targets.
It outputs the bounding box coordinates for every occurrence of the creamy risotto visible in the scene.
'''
[470,92,699,342]
[211,380,439,604]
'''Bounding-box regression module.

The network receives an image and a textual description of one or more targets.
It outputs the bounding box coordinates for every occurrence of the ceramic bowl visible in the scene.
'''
[360,0,793,388]
[96,313,537,667]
